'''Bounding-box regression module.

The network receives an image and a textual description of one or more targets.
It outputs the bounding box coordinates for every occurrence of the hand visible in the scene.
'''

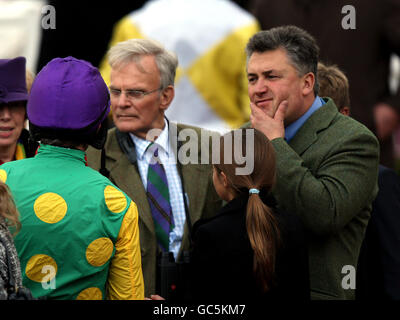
[374,103,400,140]
[250,100,288,140]
[145,294,165,300]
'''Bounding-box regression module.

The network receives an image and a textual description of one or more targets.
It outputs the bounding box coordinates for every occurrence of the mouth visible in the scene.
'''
[0,127,14,138]
[255,98,273,108]
[116,114,138,119]
[0,127,13,132]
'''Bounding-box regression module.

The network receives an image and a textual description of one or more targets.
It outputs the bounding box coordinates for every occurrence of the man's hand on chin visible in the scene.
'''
[250,100,288,140]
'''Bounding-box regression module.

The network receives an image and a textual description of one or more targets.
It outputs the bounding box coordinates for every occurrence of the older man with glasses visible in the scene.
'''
[86,38,221,300]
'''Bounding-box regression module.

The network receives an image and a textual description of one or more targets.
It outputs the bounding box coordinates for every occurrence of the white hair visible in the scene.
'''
[108,38,178,89]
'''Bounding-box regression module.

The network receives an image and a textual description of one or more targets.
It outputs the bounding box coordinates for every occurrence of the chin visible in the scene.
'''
[0,139,18,148]
[117,126,138,134]
[116,123,150,139]
[114,120,136,133]
[260,108,276,118]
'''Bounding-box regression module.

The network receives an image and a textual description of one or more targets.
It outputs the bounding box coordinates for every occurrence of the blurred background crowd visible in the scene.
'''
[1,0,399,172]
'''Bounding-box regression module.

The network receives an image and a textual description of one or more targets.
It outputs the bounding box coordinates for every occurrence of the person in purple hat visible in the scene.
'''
[0,57,144,300]
[0,57,38,164]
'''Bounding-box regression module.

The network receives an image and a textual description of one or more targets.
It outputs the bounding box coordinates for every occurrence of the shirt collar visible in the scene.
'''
[129,118,170,160]
[36,144,86,164]
[285,96,325,142]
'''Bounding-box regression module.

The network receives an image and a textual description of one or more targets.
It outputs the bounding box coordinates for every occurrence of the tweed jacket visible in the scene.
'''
[86,122,222,297]
[244,98,379,299]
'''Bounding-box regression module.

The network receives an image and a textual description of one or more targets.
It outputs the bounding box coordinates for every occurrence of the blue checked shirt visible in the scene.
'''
[129,119,186,260]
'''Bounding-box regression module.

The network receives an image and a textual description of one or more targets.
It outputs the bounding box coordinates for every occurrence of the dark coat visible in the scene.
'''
[190,194,310,302]
[357,165,400,300]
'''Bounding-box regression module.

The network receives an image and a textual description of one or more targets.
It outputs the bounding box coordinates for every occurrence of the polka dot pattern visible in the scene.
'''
[25,254,58,283]
[34,192,67,224]
[86,237,114,267]
[0,169,7,183]
[4,145,135,299]
[104,185,127,213]
[76,287,102,300]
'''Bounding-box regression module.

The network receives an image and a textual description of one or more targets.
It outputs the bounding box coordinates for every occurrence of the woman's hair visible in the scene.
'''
[0,182,21,234]
[107,38,178,90]
[214,129,280,292]
[26,69,35,93]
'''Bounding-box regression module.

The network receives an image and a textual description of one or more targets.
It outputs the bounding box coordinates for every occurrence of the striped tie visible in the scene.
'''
[146,145,174,252]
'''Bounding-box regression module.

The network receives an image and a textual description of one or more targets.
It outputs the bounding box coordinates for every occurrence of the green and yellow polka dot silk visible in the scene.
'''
[0,144,132,299]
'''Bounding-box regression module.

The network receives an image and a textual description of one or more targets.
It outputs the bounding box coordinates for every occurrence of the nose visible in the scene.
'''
[254,79,268,95]
[112,91,131,109]
[0,105,11,120]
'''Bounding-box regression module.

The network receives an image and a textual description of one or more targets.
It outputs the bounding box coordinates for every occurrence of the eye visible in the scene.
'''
[126,90,144,99]
[248,77,257,84]
[109,88,121,96]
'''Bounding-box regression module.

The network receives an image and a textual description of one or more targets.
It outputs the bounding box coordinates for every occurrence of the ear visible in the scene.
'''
[159,85,174,111]
[219,171,229,188]
[340,106,350,116]
[301,72,315,96]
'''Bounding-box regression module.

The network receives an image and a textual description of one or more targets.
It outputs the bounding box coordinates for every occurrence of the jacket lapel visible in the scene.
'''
[289,98,338,155]
[106,129,155,235]
[106,123,214,241]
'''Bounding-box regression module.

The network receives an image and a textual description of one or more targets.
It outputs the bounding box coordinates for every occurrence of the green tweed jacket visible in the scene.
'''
[244,98,379,300]
[86,122,222,297]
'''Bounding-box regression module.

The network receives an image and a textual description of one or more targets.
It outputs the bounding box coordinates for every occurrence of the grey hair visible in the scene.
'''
[108,38,178,89]
[246,25,320,95]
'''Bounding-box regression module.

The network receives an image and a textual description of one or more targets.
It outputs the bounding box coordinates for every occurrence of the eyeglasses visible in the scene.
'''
[109,87,162,100]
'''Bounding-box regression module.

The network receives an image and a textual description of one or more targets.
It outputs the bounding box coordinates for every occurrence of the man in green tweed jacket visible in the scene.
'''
[245,26,379,300]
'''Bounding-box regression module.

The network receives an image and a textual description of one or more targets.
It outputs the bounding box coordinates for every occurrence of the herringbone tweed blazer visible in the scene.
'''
[244,98,379,299]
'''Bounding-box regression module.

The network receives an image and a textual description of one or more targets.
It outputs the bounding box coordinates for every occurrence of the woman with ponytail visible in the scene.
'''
[190,129,309,301]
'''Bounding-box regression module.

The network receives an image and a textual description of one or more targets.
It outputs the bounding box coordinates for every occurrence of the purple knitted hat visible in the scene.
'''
[27,56,110,132]
[0,56,28,104]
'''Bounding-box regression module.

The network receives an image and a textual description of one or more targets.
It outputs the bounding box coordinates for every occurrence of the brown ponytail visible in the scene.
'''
[214,129,280,292]
[247,193,280,291]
